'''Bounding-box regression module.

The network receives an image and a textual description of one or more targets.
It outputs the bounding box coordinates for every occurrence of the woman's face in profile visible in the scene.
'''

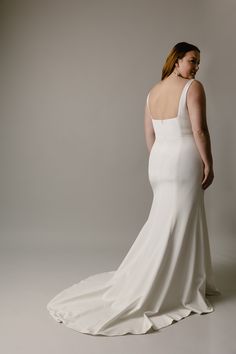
[176,50,200,79]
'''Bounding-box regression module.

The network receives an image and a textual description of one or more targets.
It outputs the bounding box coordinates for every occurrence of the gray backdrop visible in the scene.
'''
[1,1,235,255]
[1,1,236,353]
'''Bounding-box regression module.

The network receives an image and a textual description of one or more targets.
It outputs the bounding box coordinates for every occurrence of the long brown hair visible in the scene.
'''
[161,42,200,80]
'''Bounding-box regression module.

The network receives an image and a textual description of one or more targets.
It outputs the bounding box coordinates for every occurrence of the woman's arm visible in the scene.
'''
[187,80,214,189]
[144,98,155,153]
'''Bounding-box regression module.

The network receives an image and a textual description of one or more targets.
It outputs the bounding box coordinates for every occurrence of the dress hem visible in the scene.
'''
[47,302,215,337]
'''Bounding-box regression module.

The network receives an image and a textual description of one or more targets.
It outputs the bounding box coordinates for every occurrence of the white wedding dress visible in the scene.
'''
[46,78,220,336]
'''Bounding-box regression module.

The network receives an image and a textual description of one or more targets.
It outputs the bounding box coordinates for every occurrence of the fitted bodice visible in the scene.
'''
[147,79,195,140]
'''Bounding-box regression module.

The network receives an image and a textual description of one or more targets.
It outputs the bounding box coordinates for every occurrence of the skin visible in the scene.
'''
[144,50,214,190]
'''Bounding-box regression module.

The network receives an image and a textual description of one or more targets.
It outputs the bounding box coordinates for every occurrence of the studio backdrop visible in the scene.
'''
[1,0,235,259]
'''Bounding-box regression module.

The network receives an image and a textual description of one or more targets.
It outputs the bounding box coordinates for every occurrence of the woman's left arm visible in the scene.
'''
[144,99,155,153]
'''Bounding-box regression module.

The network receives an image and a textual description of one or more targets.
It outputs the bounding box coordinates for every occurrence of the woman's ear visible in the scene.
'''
[175,58,180,68]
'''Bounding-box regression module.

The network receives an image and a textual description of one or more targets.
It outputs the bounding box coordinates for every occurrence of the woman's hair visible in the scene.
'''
[161,42,200,80]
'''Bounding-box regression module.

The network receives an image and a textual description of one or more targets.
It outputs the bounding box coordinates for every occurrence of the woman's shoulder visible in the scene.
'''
[192,78,204,87]
[148,81,162,94]
[189,79,206,96]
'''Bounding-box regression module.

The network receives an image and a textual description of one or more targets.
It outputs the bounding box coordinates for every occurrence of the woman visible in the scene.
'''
[47,42,220,336]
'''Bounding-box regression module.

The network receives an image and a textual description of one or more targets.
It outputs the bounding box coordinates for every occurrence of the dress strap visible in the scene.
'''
[146,92,153,118]
[178,79,195,117]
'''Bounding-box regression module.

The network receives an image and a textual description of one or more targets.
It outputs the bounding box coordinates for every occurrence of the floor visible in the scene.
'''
[1,232,235,354]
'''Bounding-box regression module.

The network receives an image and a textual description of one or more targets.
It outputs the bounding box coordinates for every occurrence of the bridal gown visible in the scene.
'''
[46,78,220,336]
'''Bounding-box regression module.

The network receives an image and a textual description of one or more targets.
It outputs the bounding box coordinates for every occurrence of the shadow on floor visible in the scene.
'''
[207,262,236,305]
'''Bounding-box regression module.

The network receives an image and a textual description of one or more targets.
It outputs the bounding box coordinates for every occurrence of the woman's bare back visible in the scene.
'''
[148,77,191,120]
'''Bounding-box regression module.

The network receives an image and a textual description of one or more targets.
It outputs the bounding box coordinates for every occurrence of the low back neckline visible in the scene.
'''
[147,79,194,121]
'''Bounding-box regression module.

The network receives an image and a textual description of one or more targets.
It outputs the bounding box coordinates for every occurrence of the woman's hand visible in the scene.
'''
[202,164,214,190]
